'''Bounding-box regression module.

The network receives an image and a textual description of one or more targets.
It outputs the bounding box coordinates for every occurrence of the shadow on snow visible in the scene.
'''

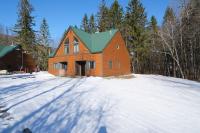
[2,77,114,133]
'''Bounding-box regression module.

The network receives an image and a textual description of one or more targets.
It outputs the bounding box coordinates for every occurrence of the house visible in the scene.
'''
[0,44,36,73]
[48,26,131,77]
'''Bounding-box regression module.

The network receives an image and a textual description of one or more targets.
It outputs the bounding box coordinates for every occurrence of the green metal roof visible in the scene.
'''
[71,27,118,53]
[0,45,20,58]
[49,51,55,58]
[51,27,118,58]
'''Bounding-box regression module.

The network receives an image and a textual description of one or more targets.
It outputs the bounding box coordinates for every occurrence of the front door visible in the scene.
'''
[75,61,86,76]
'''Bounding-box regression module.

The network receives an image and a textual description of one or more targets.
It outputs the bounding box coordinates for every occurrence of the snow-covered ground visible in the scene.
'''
[0,72,200,133]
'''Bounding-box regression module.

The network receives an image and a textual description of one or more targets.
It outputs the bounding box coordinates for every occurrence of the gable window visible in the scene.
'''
[108,60,112,69]
[116,44,120,49]
[73,37,79,53]
[64,38,69,54]
[89,61,95,69]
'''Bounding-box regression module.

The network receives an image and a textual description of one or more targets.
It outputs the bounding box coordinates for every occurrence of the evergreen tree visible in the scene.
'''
[39,18,51,46]
[81,14,89,32]
[125,0,148,73]
[109,0,123,30]
[150,16,158,33]
[147,16,162,73]
[14,0,36,54]
[163,7,176,25]
[37,18,51,70]
[89,14,97,33]
[97,0,110,31]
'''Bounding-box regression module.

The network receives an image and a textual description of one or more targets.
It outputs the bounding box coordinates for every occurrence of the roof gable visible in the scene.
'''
[71,27,118,53]
[51,27,118,57]
[0,45,20,58]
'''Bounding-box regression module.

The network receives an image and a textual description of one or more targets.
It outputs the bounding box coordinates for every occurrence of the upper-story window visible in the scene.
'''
[116,44,120,49]
[108,60,112,69]
[64,38,69,54]
[73,37,79,53]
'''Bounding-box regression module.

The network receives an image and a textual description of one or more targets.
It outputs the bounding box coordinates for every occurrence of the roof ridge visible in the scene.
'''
[72,26,118,35]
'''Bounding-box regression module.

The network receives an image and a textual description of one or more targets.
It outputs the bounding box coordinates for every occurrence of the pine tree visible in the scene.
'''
[97,0,110,31]
[89,14,97,33]
[147,16,162,73]
[81,14,89,32]
[39,18,51,46]
[163,7,176,25]
[37,18,51,70]
[109,0,123,30]
[14,0,36,54]
[125,0,148,73]
[150,16,158,33]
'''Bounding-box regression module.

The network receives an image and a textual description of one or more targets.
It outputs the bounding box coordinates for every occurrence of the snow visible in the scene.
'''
[0,72,200,133]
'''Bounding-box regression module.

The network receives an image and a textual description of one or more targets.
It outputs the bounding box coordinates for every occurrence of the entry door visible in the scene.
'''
[75,61,86,76]
[81,63,85,76]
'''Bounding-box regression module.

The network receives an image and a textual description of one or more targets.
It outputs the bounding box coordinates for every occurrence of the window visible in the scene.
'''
[89,61,95,69]
[64,38,69,54]
[53,63,56,69]
[108,60,112,69]
[61,62,68,70]
[54,63,60,69]
[73,37,79,53]
[116,44,120,49]
[53,62,68,70]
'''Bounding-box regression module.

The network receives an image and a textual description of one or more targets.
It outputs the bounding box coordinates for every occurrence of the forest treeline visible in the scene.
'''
[81,0,200,81]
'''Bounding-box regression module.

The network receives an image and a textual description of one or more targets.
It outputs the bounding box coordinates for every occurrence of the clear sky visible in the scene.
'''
[0,0,169,45]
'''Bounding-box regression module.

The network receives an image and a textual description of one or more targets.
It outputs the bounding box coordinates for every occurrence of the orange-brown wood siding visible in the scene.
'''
[102,32,131,76]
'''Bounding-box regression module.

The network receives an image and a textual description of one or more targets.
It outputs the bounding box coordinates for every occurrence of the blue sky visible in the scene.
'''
[0,0,169,45]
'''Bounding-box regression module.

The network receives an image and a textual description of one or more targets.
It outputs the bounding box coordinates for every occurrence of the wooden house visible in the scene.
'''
[0,44,36,73]
[48,27,131,76]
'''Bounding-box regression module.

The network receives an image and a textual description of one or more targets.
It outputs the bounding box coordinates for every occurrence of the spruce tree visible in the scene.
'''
[37,18,51,70]
[163,7,176,25]
[81,14,89,32]
[39,18,51,46]
[150,16,158,33]
[89,14,96,33]
[109,0,123,30]
[97,0,110,31]
[125,0,148,73]
[14,0,36,54]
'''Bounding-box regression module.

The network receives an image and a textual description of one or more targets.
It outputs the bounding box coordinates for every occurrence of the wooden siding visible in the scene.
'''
[0,50,36,72]
[48,29,131,77]
[102,32,131,76]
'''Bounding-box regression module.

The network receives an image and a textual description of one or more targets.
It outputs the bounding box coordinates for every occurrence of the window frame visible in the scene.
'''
[116,44,120,50]
[108,60,112,69]
[73,37,79,53]
[64,38,70,54]
[89,61,95,69]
